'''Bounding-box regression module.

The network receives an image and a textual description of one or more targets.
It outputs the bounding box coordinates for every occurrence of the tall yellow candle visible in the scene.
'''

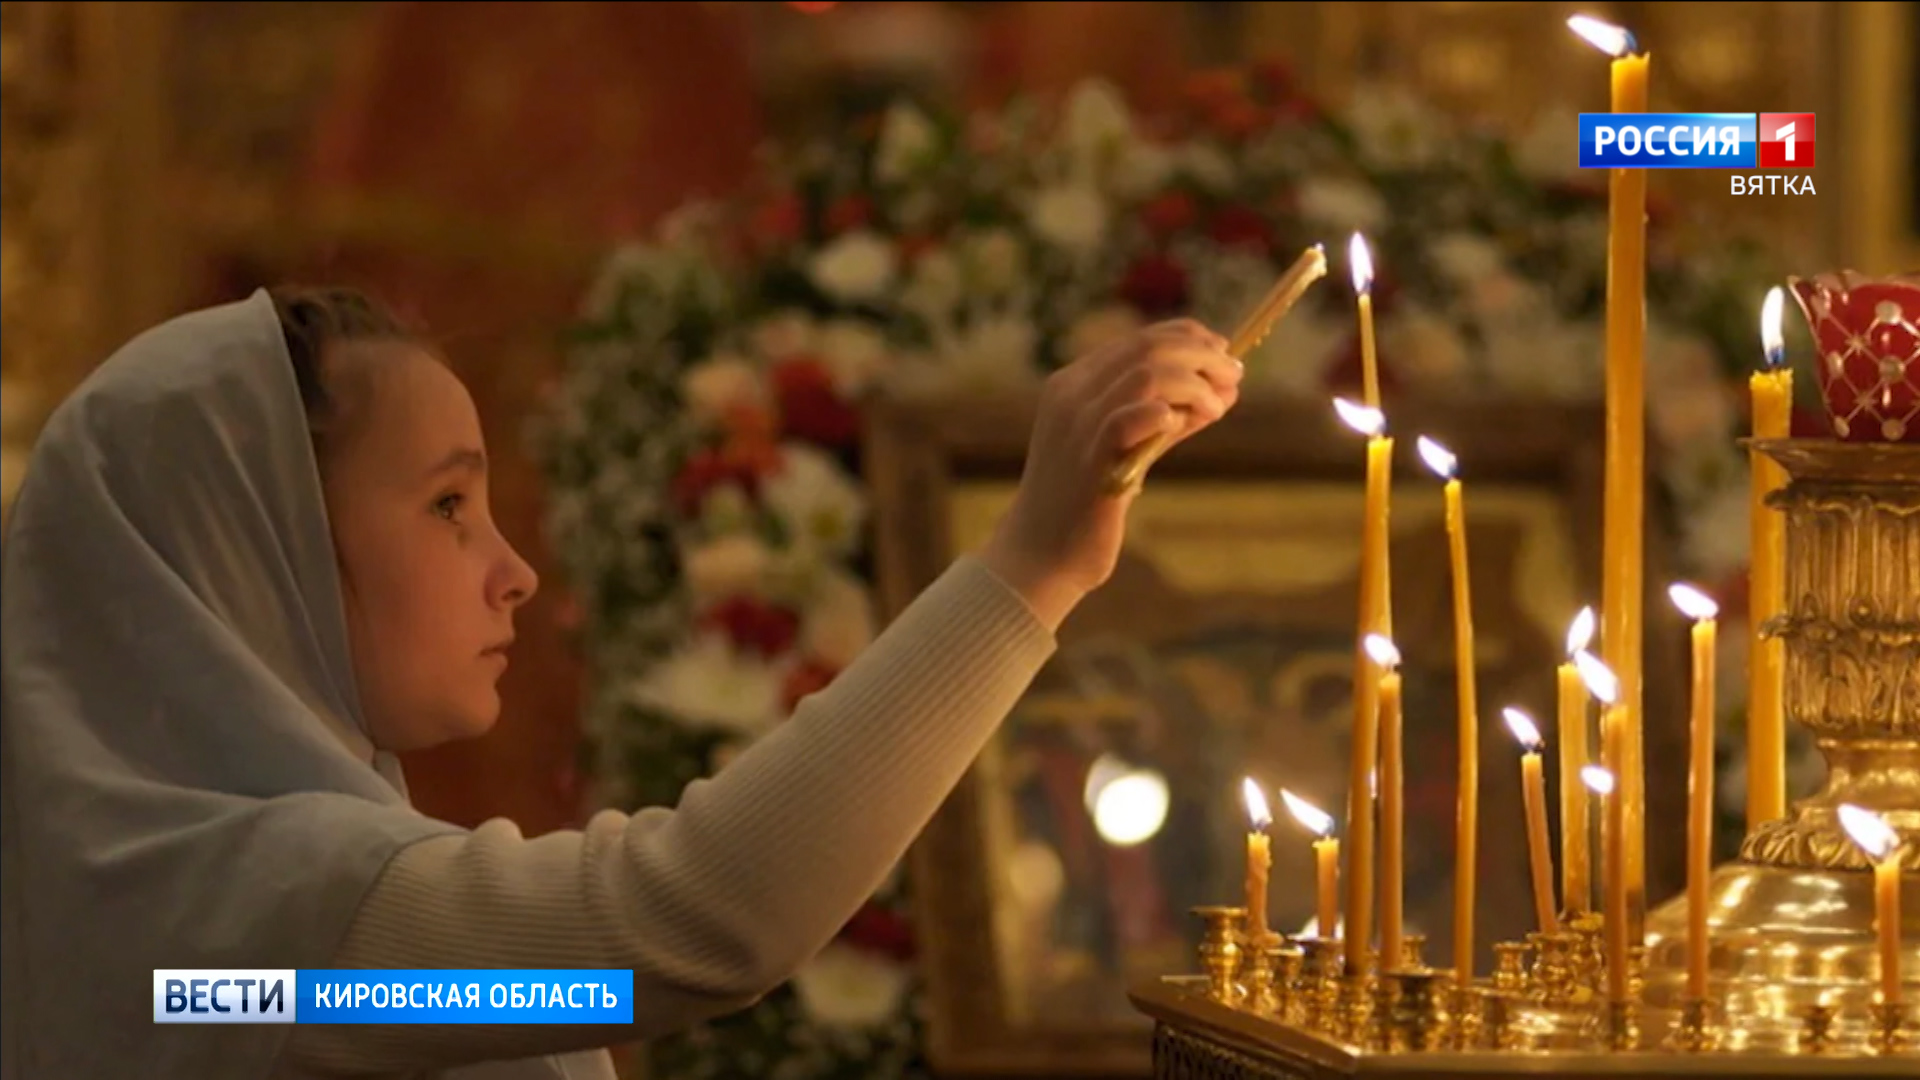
[1576,652,1627,1002]
[1560,609,1597,915]
[1420,436,1479,985]
[1671,583,1721,1000]
[1504,708,1559,934]
[1349,233,1383,411]
[1337,398,1392,976]
[1749,286,1791,829]
[1839,805,1905,1006]
[1585,762,1627,1004]
[1243,778,1275,947]
[1571,13,1651,939]
[1283,789,1341,941]
[1367,635,1406,970]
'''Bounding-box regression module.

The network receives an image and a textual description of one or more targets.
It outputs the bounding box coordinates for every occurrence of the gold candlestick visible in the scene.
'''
[1191,905,1246,1004]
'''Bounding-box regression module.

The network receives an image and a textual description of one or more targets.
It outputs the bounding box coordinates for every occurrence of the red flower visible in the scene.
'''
[1250,59,1296,101]
[898,233,940,265]
[1207,204,1273,255]
[772,357,863,448]
[671,449,762,517]
[1182,70,1246,113]
[838,902,916,962]
[1210,99,1268,141]
[751,193,805,247]
[781,659,840,714]
[1118,253,1189,317]
[704,597,800,659]
[826,195,873,234]
[720,403,783,475]
[1141,192,1197,238]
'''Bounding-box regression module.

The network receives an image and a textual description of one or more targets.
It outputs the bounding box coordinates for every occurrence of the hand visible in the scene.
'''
[979,319,1242,630]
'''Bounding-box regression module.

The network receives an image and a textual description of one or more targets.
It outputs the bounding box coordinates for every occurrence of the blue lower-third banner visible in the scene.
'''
[153,969,635,1024]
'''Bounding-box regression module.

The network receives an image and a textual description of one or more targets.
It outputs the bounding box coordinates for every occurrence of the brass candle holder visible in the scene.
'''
[1191,905,1246,1005]
[1669,996,1718,1053]
[1606,999,1639,1051]
[1478,989,1519,1050]
[1268,943,1304,1024]
[1292,936,1341,1033]
[1398,932,1427,971]
[1492,942,1529,994]
[1242,943,1278,1017]
[1386,969,1449,1052]
[1796,1002,1837,1054]
[1869,1001,1909,1056]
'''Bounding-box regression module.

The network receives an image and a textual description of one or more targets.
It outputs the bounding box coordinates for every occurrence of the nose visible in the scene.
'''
[492,536,540,611]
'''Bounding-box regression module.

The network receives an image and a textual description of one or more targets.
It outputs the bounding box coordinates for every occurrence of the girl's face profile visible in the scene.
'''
[316,343,538,752]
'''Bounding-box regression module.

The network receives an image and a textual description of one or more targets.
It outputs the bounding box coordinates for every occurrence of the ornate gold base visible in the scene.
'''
[1639,859,1920,1055]
[1132,977,1920,1078]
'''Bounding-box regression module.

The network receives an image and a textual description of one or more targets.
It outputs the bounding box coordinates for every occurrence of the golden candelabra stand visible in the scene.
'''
[1128,439,1919,1076]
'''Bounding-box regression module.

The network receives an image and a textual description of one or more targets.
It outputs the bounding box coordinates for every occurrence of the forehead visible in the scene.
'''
[326,342,483,469]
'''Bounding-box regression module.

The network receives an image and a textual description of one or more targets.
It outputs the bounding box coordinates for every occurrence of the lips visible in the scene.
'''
[482,639,515,658]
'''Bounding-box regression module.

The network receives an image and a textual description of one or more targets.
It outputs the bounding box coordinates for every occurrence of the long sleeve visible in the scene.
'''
[285,555,1056,1076]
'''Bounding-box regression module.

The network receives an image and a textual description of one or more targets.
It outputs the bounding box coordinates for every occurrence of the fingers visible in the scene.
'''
[1098,399,1181,456]
[1093,349,1238,428]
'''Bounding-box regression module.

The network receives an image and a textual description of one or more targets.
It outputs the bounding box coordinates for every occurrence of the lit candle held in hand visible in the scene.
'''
[1504,708,1558,935]
[1670,583,1721,1000]
[1336,398,1392,976]
[1420,435,1480,986]
[1283,789,1341,942]
[1572,12,1650,940]
[1243,778,1275,947]
[1749,286,1791,829]
[1560,607,1597,915]
[1839,804,1904,1007]
[1366,635,1406,970]
[1577,652,1628,1004]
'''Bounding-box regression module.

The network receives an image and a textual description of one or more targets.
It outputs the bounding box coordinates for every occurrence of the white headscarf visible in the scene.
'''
[0,291,594,1078]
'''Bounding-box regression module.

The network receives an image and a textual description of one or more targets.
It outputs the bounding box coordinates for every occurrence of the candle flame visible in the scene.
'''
[1348,232,1374,296]
[1581,765,1616,796]
[1668,582,1720,622]
[1281,788,1334,838]
[1566,606,1597,656]
[1838,803,1900,861]
[1243,777,1273,830]
[1503,707,1544,750]
[1363,633,1401,669]
[1416,436,1457,480]
[1574,649,1620,705]
[1568,14,1638,57]
[1760,286,1787,371]
[1333,397,1386,437]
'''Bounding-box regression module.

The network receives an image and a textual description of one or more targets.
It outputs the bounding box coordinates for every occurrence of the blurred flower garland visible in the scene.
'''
[532,66,1806,1079]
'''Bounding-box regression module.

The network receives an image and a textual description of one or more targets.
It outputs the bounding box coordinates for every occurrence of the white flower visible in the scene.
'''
[699,483,757,537]
[1026,184,1109,256]
[682,534,773,602]
[1296,176,1387,234]
[1065,305,1144,359]
[802,570,877,669]
[681,353,765,421]
[1346,85,1446,169]
[763,444,867,558]
[902,247,964,317]
[1111,141,1176,201]
[628,633,783,738]
[753,310,817,360]
[1062,79,1133,176]
[1514,105,1585,182]
[1244,307,1347,395]
[809,230,898,305]
[875,102,939,184]
[1383,305,1469,390]
[816,319,891,396]
[1429,233,1508,287]
[791,941,911,1030]
[960,228,1026,296]
[1177,143,1236,193]
[940,314,1042,393]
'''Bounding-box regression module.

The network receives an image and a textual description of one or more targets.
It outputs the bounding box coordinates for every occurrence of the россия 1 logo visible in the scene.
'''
[1577,112,1815,195]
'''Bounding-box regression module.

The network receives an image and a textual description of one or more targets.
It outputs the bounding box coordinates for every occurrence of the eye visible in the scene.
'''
[432,492,466,522]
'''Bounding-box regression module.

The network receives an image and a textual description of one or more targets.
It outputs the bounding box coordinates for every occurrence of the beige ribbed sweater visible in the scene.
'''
[284,556,1056,1077]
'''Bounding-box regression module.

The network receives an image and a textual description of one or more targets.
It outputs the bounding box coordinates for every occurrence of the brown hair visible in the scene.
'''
[268,285,420,451]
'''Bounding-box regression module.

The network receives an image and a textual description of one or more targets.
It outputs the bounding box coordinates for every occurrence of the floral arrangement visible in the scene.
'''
[534,66,1799,1079]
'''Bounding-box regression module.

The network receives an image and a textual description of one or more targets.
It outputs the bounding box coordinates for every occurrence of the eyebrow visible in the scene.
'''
[424,447,487,480]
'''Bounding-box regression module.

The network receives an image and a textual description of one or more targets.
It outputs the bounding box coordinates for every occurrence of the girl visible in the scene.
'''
[0,286,1239,1079]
